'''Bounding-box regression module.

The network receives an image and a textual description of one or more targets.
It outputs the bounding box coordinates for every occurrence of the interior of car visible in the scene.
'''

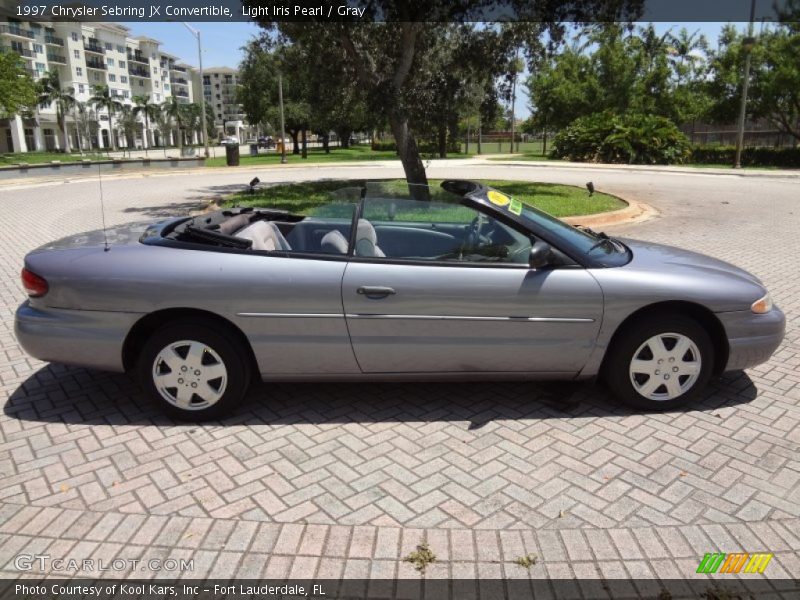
[173,197,534,264]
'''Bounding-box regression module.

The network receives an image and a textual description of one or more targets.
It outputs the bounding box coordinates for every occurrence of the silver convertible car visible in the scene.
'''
[15,180,784,420]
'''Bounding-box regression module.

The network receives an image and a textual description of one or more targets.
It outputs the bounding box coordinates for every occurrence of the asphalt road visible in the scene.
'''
[0,160,799,586]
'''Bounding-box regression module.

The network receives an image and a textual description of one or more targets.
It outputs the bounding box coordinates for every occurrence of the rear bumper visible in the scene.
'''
[718,307,785,372]
[14,302,140,372]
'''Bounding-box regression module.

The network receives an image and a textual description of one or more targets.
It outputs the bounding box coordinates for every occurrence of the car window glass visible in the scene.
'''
[359,197,531,264]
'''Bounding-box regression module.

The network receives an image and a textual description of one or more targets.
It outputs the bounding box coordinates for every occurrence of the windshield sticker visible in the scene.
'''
[487,190,510,207]
[509,199,523,215]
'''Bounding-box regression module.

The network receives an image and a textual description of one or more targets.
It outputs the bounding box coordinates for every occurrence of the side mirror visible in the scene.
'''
[529,242,553,269]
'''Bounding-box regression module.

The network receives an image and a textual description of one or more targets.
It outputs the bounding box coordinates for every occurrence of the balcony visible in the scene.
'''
[127,51,148,65]
[83,40,105,55]
[45,35,64,46]
[171,77,188,86]
[0,25,35,40]
[170,65,187,73]
[46,52,66,64]
[129,66,150,78]
[86,59,106,70]
[174,90,189,98]
[1,45,34,58]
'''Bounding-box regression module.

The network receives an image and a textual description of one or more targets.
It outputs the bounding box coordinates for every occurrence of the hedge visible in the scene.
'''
[690,145,800,168]
[371,140,462,154]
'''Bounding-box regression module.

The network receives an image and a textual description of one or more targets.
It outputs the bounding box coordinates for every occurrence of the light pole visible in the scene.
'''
[181,22,210,159]
[278,71,287,164]
[734,0,757,169]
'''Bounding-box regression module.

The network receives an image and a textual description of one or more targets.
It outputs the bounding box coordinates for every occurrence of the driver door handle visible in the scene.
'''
[357,286,396,298]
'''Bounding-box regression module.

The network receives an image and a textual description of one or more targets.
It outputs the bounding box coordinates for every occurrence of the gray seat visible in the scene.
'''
[320,229,349,254]
[236,220,291,252]
[355,219,385,257]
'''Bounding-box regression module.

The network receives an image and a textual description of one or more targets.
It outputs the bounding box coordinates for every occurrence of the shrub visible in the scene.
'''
[690,145,800,168]
[371,139,461,155]
[551,112,691,165]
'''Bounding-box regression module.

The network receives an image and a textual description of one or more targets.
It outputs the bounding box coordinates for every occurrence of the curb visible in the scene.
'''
[562,196,658,229]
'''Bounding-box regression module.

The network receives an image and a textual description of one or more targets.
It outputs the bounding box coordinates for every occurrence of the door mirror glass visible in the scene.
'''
[529,241,553,269]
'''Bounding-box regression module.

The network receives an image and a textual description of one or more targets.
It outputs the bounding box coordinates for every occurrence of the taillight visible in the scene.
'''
[21,268,48,297]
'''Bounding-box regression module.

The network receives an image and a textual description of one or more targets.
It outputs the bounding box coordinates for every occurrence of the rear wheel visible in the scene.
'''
[604,314,713,410]
[137,320,251,421]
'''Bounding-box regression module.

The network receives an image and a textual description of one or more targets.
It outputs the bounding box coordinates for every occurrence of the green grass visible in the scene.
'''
[0,151,107,165]
[221,178,624,218]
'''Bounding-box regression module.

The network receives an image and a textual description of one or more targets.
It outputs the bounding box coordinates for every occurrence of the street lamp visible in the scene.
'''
[181,22,210,159]
[734,0,757,169]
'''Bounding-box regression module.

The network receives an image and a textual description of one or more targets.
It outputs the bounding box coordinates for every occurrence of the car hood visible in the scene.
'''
[28,221,155,253]
[622,238,763,287]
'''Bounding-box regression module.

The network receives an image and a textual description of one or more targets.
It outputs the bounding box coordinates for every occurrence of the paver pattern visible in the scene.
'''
[0,162,798,589]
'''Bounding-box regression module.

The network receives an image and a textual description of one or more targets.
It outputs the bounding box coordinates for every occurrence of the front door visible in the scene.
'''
[342,197,603,374]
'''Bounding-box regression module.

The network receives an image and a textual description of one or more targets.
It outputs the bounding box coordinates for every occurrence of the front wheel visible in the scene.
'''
[137,320,251,421]
[604,314,714,410]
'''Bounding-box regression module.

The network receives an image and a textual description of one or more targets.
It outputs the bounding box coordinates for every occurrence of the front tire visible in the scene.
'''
[137,320,251,421]
[605,314,713,410]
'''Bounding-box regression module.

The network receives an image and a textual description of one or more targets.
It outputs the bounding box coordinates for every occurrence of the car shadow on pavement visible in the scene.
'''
[5,365,758,428]
[120,200,209,219]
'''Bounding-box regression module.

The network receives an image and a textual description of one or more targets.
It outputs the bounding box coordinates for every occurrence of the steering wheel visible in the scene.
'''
[468,214,493,247]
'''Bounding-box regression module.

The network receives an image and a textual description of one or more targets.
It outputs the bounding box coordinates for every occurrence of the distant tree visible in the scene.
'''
[161,96,186,151]
[0,51,37,118]
[115,105,139,155]
[132,94,160,153]
[73,101,99,151]
[152,108,172,155]
[89,85,122,152]
[37,70,76,153]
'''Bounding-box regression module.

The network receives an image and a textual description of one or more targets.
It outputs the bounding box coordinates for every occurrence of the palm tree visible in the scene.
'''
[161,95,186,153]
[89,85,123,153]
[116,105,139,157]
[37,70,76,153]
[74,101,99,152]
[152,108,171,157]
[132,94,159,155]
[183,102,202,145]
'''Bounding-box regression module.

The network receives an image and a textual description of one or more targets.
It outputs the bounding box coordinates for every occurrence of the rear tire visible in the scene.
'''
[137,319,251,421]
[604,314,713,411]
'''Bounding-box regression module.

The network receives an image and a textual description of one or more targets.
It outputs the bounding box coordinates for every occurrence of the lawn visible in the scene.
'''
[0,151,107,165]
[221,178,624,219]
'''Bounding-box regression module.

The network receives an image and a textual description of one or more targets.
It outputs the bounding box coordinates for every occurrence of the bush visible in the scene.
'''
[551,112,691,164]
[690,145,800,168]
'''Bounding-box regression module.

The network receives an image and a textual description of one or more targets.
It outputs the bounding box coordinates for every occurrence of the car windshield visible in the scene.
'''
[518,203,631,267]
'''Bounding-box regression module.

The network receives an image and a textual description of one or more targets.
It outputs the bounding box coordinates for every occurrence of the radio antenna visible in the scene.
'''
[98,165,110,252]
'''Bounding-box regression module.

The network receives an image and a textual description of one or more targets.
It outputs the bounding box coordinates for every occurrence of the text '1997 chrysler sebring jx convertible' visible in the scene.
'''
[15,180,784,420]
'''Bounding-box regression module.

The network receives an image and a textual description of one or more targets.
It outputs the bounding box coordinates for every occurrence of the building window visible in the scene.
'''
[104,42,112,50]
[155,93,160,101]
[119,60,125,69]
[123,90,129,98]
[117,45,124,53]
[76,67,82,76]
[108,74,116,82]
[107,58,114,67]
[93,72,101,81]
[120,75,127,83]
[139,80,144,87]
[71,32,78,42]
[154,81,159,88]
[73,49,80,58]
[33,43,43,54]
[35,62,45,73]
[78,83,85,93]
[164,84,169,91]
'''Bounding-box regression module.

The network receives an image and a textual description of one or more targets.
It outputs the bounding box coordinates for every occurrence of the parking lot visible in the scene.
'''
[0,162,798,590]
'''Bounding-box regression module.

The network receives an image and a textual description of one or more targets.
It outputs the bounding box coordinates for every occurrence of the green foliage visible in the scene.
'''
[0,50,37,117]
[552,112,691,164]
[370,139,460,154]
[690,145,800,168]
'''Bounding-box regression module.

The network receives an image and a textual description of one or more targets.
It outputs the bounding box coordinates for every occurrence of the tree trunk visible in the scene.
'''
[437,124,447,158]
[301,128,307,158]
[337,129,352,149]
[389,113,428,199]
[542,130,548,156]
[322,133,330,153]
[290,130,299,154]
[59,110,71,154]
[109,111,117,152]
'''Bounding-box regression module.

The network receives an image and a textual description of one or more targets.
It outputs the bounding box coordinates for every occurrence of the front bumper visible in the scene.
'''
[14,302,140,373]
[718,306,786,372]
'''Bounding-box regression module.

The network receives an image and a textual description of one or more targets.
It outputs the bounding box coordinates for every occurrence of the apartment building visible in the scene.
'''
[198,66,255,143]
[1,15,208,153]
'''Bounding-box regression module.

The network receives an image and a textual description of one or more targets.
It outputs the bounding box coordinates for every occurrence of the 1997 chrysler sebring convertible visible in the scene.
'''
[16,180,784,420]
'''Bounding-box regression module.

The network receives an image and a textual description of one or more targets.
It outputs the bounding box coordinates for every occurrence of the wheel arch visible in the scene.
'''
[122,308,259,375]
[601,301,729,376]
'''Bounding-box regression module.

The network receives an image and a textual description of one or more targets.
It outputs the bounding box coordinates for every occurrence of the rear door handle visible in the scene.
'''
[357,286,396,298]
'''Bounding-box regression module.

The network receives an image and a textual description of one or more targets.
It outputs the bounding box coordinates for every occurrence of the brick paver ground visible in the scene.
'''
[0,163,798,593]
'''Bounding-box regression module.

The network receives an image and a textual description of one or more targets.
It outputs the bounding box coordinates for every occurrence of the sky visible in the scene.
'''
[120,20,743,119]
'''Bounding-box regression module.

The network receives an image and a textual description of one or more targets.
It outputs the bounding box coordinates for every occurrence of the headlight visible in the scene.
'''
[751,293,773,314]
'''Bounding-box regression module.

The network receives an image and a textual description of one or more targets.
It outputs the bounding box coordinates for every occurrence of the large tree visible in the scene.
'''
[37,70,76,153]
[0,51,36,119]
[89,85,122,152]
[132,94,160,153]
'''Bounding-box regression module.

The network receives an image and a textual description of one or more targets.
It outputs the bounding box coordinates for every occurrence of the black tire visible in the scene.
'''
[604,314,714,411]
[137,319,251,421]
